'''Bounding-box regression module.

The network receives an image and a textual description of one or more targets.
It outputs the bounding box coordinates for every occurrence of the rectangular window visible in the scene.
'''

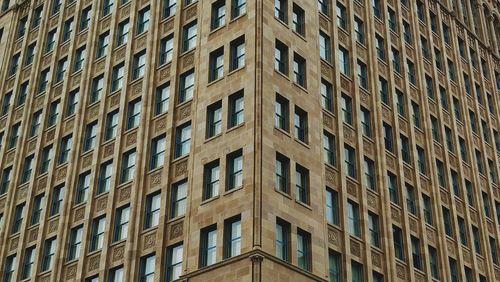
[276,218,291,262]
[231,0,246,18]
[68,226,83,261]
[211,0,225,30]
[383,123,393,152]
[155,83,170,115]
[458,217,468,245]
[150,135,166,170]
[22,247,35,279]
[90,217,106,251]
[318,0,329,15]
[368,212,380,247]
[364,157,375,191]
[229,91,244,127]
[105,111,119,141]
[164,0,176,18]
[30,194,44,225]
[50,185,64,216]
[338,46,349,76]
[111,63,124,92]
[209,47,224,82]
[429,246,439,279]
[98,161,112,194]
[379,76,389,105]
[320,32,331,62]
[351,261,363,282]
[336,3,347,29]
[121,149,136,183]
[354,17,364,44]
[292,4,305,36]
[127,99,141,129]
[297,228,311,271]
[328,250,341,282]
[274,0,287,22]
[83,122,98,152]
[293,53,306,87]
[200,225,217,267]
[114,205,130,241]
[375,34,385,60]
[139,254,155,282]
[21,155,34,184]
[321,79,333,112]
[275,40,288,74]
[0,167,12,195]
[326,188,339,226]
[41,238,56,271]
[132,51,147,79]
[175,122,192,158]
[39,146,53,174]
[203,160,220,200]
[117,20,129,46]
[357,60,368,89]
[4,255,16,282]
[166,244,183,281]
[323,131,335,166]
[11,203,25,234]
[76,171,90,204]
[223,215,241,258]
[344,145,356,178]
[179,69,195,103]
[230,36,245,71]
[294,106,308,143]
[347,201,361,237]
[411,236,422,269]
[361,107,372,137]
[393,225,404,260]
[227,149,243,190]
[182,21,197,52]
[110,266,124,282]
[341,94,352,125]
[295,164,309,204]
[275,94,289,130]
[171,180,187,218]
[137,7,150,34]
[388,171,398,204]
[275,153,289,193]
[145,192,161,229]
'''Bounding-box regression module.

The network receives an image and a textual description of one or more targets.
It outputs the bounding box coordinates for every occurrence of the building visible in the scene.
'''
[0,0,500,281]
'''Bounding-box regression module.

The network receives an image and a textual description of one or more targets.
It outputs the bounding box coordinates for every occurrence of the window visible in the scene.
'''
[347,201,360,237]
[22,247,35,279]
[294,107,307,142]
[102,0,113,15]
[159,34,174,65]
[209,47,224,82]
[344,145,356,178]
[80,6,92,30]
[121,149,136,183]
[224,215,242,258]
[21,155,34,184]
[227,149,243,190]
[105,111,119,141]
[326,188,339,225]
[321,79,333,112]
[472,225,482,255]
[361,107,372,137]
[400,135,410,163]
[229,91,244,127]
[164,0,176,18]
[179,69,195,103]
[364,157,375,190]
[276,218,291,261]
[137,7,150,34]
[73,46,86,72]
[111,63,125,92]
[275,153,289,193]
[293,53,306,87]
[110,266,124,282]
[417,146,426,174]
[171,181,187,218]
[354,17,364,44]
[351,262,363,282]
[231,0,246,18]
[154,83,170,115]
[11,203,25,234]
[357,60,368,89]
[292,4,305,36]
[375,34,385,60]
[368,212,380,247]
[393,225,404,260]
[429,246,439,279]
[32,6,43,28]
[275,94,289,130]
[295,164,309,204]
[403,20,412,44]
[338,46,349,76]
[458,217,468,245]
[55,57,68,82]
[341,94,352,125]
[275,0,287,22]
[388,7,397,31]
[1,92,11,116]
[98,161,112,194]
[30,194,44,225]
[24,44,35,66]
[39,146,53,174]
[96,32,109,58]
[182,21,197,52]
[483,192,491,218]
[383,123,393,152]
[336,3,347,29]
[127,99,141,129]
[297,229,311,271]
[150,135,166,169]
[411,236,422,269]
[68,226,83,261]
[395,90,405,117]
[83,122,98,152]
[230,36,245,71]
[8,123,20,150]
[50,185,64,216]
[387,172,398,204]
[379,76,389,105]
[41,238,57,271]
[90,217,106,251]
[145,193,161,229]
[4,255,16,282]
[323,131,335,166]
[139,254,156,282]
[319,33,332,65]
[76,171,90,204]
[47,100,61,128]
[318,0,329,15]
[166,244,183,281]
[275,40,288,74]
[132,51,147,79]
[114,205,130,241]
[66,89,79,116]
[90,75,104,103]
[62,18,74,42]
[203,160,220,200]
[211,0,225,29]
[0,167,12,195]
[200,225,217,267]
[490,237,498,265]
[46,29,57,53]
[328,250,341,282]
[117,20,129,46]
[175,122,191,158]
[442,206,453,237]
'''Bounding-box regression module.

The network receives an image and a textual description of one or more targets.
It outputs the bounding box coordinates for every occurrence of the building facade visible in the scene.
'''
[0,0,500,281]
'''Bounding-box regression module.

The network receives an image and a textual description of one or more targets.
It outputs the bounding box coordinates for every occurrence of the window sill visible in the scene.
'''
[295,199,312,211]
[292,81,307,93]
[201,195,220,205]
[205,133,222,143]
[209,25,226,35]
[292,30,306,41]
[167,215,185,224]
[227,65,245,77]
[274,127,291,138]
[275,17,288,28]
[172,154,190,164]
[207,76,224,87]
[176,98,192,109]
[274,69,290,81]
[294,138,309,149]
[223,185,244,196]
[226,122,245,134]
[229,13,247,23]
[275,188,292,199]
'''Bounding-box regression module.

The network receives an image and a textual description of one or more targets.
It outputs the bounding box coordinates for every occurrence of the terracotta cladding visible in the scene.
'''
[0,0,499,281]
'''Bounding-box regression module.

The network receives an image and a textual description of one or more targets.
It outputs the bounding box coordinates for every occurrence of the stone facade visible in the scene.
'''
[0,0,499,281]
